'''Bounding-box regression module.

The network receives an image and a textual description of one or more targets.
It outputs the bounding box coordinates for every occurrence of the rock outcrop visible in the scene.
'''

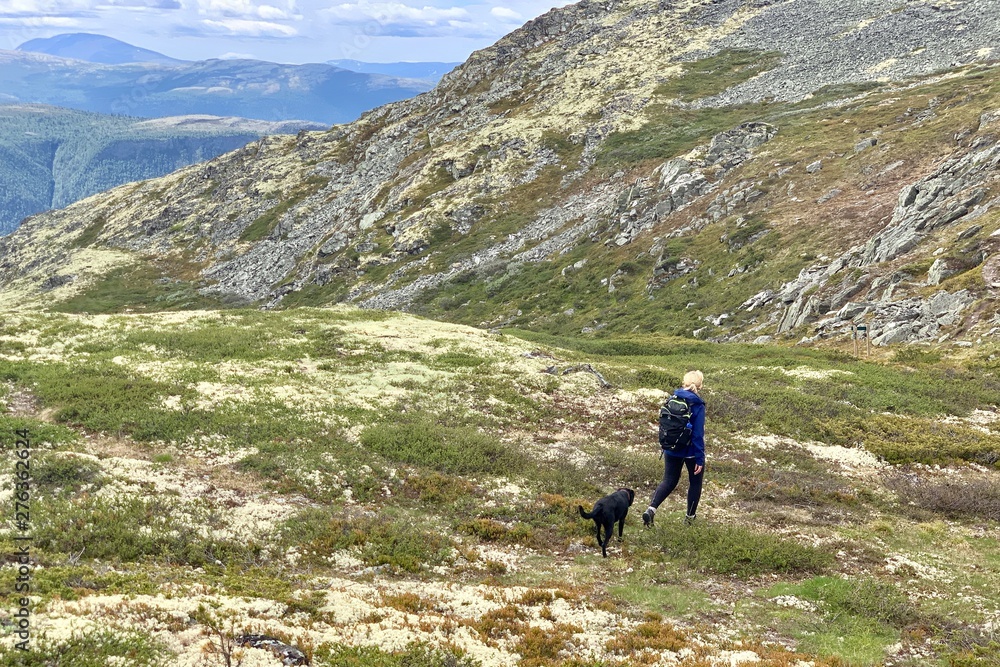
[1,0,999,346]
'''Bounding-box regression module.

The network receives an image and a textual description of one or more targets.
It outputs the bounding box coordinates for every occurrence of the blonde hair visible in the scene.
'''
[682,370,704,394]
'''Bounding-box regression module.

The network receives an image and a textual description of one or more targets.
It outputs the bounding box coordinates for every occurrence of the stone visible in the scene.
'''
[359,211,383,230]
[40,274,74,291]
[837,302,871,320]
[817,188,841,203]
[957,224,982,240]
[236,635,308,666]
[854,137,878,153]
[927,257,956,285]
[806,160,822,174]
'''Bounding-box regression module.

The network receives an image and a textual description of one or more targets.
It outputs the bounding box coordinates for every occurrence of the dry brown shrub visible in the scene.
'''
[888,474,1000,521]
[382,591,435,614]
[515,623,583,667]
[519,589,556,606]
[606,616,687,660]
[469,604,528,642]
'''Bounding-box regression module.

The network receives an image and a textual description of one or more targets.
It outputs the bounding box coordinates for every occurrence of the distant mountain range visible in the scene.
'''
[17,33,185,65]
[15,35,458,84]
[2,34,435,125]
[327,60,460,82]
[0,104,324,235]
[0,33,457,234]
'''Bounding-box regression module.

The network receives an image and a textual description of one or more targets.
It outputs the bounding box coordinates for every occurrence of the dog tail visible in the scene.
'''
[578,505,594,519]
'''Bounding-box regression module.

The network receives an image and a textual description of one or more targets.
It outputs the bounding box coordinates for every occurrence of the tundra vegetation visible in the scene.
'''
[0,307,998,666]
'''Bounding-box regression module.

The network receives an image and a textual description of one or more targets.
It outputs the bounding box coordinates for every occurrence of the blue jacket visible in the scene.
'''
[664,388,705,466]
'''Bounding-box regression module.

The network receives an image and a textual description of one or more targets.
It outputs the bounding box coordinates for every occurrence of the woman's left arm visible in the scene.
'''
[691,402,706,469]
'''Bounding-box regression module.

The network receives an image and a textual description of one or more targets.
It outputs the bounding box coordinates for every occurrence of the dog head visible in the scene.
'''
[617,488,635,506]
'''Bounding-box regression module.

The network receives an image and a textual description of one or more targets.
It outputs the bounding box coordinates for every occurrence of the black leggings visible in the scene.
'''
[650,456,703,516]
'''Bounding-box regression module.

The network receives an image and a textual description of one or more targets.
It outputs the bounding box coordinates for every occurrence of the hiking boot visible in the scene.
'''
[684,514,696,526]
[642,507,655,528]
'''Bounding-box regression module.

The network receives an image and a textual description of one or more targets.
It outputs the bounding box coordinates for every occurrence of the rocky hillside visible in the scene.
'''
[1,0,1000,346]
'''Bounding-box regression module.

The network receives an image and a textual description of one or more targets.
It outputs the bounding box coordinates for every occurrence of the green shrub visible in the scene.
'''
[360,414,528,475]
[402,471,477,504]
[122,315,308,362]
[313,642,479,667]
[32,454,104,493]
[35,495,260,566]
[652,522,833,578]
[779,576,917,628]
[280,508,454,573]
[0,629,170,666]
[606,618,687,656]
[831,414,1000,466]
[458,518,533,544]
[431,351,488,369]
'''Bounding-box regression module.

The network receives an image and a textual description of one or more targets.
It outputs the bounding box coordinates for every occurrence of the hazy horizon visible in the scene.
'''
[0,0,572,65]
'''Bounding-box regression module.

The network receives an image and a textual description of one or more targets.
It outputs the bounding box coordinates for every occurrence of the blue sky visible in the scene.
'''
[0,0,572,63]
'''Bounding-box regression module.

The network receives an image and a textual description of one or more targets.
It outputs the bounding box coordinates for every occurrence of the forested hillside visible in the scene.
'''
[0,105,324,234]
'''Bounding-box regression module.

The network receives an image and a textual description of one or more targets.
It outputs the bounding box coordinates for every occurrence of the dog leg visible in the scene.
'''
[601,521,613,557]
[617,513,626,541]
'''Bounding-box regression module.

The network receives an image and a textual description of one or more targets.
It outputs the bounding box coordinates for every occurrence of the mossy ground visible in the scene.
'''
[0,306,998,665]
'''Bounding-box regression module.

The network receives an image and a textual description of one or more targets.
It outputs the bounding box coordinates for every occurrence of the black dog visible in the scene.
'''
[578,488,635,557]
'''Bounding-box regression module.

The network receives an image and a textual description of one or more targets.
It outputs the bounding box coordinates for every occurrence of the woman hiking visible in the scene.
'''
[642,370,706,527]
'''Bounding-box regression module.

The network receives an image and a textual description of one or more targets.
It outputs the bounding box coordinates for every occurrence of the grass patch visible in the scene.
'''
[360,412,529,476]
[650,521,833,578]
[280,507,454,573]
[657,49,783,101]
[609,570,715,618]
[71,216,107,249]
[121,311,309,362]
[52,264,235,314]
[596,104,767,166]
[766,576,916,664]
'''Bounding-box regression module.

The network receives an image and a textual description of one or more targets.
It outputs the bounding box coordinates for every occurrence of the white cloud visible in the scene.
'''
[190,0,298,19]
[0,15,81,25]
[98,0,182,8]
[322,0,474,36]
[201,17,297,35]
[490,6,520,21]
[0,0,91,16]
[256,4,290,19]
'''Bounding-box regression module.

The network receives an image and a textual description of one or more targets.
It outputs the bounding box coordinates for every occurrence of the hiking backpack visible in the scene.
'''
[658,394,692,451]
